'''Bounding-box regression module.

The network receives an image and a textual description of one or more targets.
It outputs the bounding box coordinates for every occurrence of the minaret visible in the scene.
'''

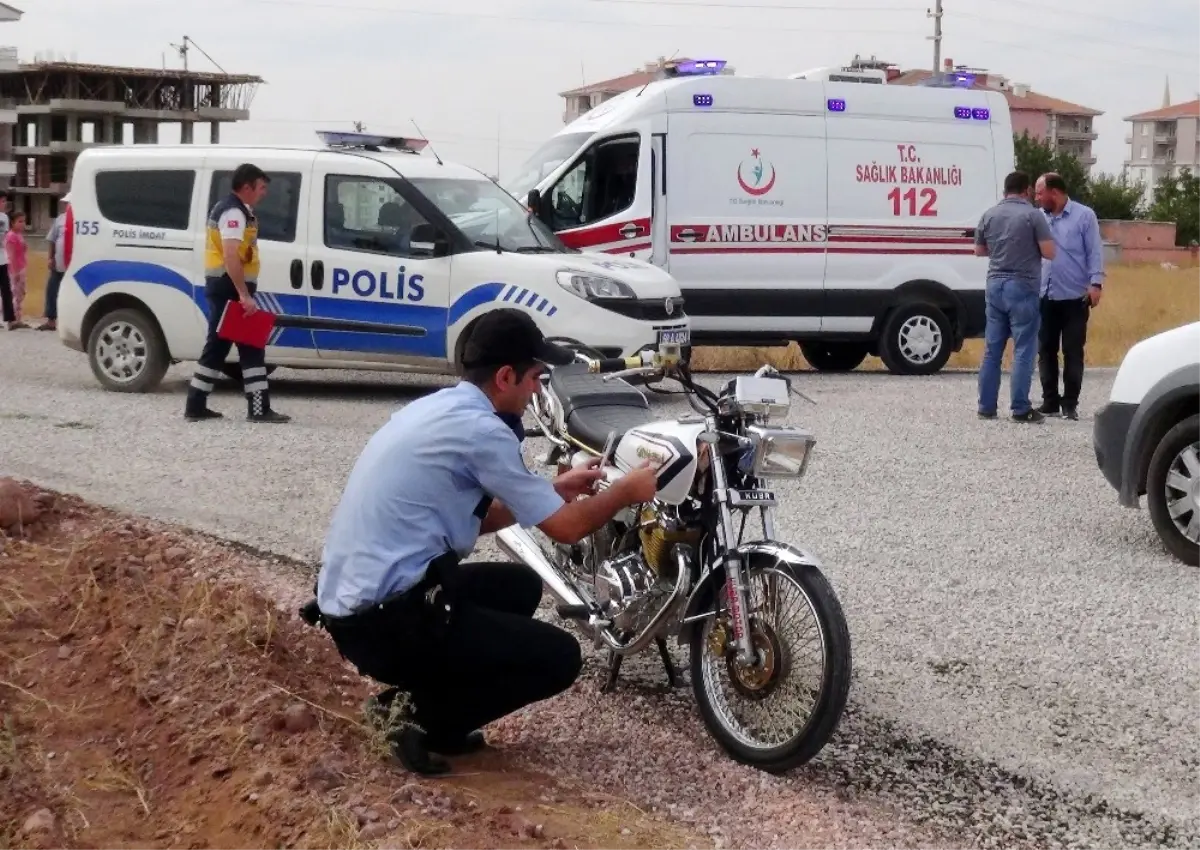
[1162,76,1171,107]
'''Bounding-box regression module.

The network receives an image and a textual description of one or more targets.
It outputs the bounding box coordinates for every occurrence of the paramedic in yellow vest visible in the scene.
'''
[184,163,291,424]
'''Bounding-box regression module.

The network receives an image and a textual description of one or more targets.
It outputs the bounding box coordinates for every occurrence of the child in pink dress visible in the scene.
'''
[4,211,27,329]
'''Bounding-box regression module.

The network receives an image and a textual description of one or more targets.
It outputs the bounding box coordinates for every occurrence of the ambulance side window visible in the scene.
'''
[208,171,302,243]
[548,134,639,229]
[324,174,431,258]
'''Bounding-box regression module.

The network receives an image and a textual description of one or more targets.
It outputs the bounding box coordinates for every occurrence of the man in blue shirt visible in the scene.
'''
[973,170,1057,422]
[311,307,659,775]
[1035,172,1105,420]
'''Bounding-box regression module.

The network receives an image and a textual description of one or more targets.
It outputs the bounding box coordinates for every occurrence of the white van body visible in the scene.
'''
[505,70,1015,375]
[55,136,690,393]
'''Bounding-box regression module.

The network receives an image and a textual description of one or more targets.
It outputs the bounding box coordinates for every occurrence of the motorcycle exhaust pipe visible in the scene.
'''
[496,525,590,615]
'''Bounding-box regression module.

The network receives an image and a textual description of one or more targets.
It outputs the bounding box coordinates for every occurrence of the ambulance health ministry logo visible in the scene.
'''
[736,148,776,197]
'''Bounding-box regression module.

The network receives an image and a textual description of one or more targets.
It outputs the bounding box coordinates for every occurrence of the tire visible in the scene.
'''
[86,307,170,393]
[1146,414,1200,567]
[878,302,953,376]
[690,558,852,773]
[799,341,868,373]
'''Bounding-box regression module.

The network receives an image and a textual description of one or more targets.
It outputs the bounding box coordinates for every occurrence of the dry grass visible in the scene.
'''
[688,263,1200,372]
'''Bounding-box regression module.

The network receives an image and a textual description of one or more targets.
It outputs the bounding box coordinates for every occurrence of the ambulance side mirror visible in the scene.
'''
[410,222,449,258]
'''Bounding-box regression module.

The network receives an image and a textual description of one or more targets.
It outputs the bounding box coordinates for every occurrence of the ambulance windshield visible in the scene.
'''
[505,132,593,201]
[408,176,565,254]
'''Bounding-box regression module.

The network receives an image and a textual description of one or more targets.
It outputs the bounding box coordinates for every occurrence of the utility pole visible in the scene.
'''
[927,0,943,73]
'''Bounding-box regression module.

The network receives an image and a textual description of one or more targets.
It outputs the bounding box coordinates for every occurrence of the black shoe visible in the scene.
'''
[246,388,291,423]
[390,725,452,776]
[977,409,997,420]
[247,409,292,424]
[1062,405,1079,421]
[427,729,487,756]
[1012,409,1046,423]
[1038,401,1060,415]
[184,408,224,422]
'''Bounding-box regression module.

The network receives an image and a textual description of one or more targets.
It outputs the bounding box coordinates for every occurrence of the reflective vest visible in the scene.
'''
[204,193,260,282]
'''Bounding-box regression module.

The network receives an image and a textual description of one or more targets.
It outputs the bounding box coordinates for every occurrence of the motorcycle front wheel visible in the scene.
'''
[690,559,852,773]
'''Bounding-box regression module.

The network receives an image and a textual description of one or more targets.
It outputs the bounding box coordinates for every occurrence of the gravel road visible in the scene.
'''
[3,330,1197,849]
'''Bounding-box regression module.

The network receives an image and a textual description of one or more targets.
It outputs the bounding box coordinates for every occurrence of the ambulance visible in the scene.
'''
[506,60,1016,375]
[54,132,690,393]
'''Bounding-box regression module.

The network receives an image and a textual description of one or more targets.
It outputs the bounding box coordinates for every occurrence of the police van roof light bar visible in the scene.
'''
[316,130,430,154]
[666,59,727,77]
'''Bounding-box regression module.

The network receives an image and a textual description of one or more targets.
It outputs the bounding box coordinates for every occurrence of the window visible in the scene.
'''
[546,135,639,230]
[1140,145,1148,159]
[1141,124,1148,136]
[407,175,563,254]
[208,170,302,243]
[95,169,194,230]
[324,174,431,257]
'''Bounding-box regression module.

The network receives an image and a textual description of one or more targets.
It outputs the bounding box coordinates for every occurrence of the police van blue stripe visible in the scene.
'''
[70,260,555,360]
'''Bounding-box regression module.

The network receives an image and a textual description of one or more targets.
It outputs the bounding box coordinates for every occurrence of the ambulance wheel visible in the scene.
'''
[879,302,952,376]
[86,307,171,394]
[218,363,278,384]
[799,342,868,373]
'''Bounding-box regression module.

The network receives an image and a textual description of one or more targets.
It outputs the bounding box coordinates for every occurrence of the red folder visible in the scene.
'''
[217,299,277,348]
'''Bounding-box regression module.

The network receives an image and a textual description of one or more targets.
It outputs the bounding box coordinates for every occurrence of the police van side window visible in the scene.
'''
[208,171,301,243]
[548,135,639,230]
[324,175,430,258]
[95,169,194,230]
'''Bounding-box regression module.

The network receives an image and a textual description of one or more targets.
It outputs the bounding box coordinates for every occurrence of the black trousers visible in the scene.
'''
[1039,296,1090,409]
[325,562,582,744]
[0,264,13,323]
[185,275,269,413]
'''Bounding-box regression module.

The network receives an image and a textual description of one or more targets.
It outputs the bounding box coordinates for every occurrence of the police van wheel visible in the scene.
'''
[86,307,170,394]
[878,302,953,376]
[799,342,868,373]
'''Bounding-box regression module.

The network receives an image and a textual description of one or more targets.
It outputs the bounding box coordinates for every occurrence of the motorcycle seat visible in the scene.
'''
[548,364,653,451]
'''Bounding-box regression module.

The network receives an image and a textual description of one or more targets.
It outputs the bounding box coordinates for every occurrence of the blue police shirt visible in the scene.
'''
[316,380,565,617]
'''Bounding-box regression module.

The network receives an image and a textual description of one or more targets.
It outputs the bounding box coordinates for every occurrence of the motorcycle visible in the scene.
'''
[496,342,852,773]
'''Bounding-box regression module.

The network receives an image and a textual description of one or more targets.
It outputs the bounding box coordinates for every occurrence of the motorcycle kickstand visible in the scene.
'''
[601,650,623,693]
[656,636,681,688]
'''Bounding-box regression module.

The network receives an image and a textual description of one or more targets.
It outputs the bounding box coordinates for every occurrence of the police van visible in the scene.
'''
[54,132,690,393]
[506,60,1015,375]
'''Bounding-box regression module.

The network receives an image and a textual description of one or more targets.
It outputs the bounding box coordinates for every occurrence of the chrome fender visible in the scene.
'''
[676,539,825,647]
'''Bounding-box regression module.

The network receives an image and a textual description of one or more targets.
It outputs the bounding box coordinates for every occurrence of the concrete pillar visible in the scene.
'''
[181,120,194,144]
[66,115,79,143]
[36,116,50,148]
[133,121,159,144]
[210,121,220,144]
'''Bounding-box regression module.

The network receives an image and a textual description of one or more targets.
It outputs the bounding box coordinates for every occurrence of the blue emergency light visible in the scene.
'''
[954,106,991,121]
[972,107,991,121]
[954,106,972,120]
[827,98,846,112]
[316,130,429,154]
[672,59,727,76]
[693,93,714,107]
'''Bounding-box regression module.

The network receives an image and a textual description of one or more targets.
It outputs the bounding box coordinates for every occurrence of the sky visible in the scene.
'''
[10,0,1200,181]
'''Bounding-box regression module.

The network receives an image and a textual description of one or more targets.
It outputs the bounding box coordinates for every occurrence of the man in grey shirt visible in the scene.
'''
[973,170,1057,423]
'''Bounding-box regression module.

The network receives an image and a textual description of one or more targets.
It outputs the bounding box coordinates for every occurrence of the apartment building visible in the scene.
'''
[0,3,23,191]
[891,59,1103,170]
[1123,98,1200,207]
[558,56,734,124]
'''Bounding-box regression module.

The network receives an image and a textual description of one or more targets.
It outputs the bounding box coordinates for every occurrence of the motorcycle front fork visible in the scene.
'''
[707,439,758,666]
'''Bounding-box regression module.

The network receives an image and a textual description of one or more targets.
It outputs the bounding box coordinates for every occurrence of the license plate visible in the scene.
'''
[658,327,690,346]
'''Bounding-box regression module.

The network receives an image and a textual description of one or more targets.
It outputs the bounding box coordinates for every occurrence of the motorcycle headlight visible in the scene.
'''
[556,270,636,300]
[746,425,816,479]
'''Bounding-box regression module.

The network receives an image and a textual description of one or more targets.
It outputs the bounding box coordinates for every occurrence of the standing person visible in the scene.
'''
[308,308,661,776]
[973,170,1057,423]
[0,194,14,330]
[3,211,28,330]
[1035,172,1105,421]
[183,163,290,423]
[40,193,69,331]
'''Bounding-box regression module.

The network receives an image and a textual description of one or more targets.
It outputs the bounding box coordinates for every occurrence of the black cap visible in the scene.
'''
[460,308,576,370]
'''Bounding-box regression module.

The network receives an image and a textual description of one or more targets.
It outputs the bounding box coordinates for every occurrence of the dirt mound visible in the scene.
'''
[0,481,705,849]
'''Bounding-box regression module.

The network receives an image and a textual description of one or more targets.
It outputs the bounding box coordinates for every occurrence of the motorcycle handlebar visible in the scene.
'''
[586,355,643,374]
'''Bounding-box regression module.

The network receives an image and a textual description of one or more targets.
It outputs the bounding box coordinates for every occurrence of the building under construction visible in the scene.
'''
[0,60,262,230]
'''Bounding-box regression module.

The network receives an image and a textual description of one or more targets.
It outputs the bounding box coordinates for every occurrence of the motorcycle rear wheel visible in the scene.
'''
[690,559,851,773]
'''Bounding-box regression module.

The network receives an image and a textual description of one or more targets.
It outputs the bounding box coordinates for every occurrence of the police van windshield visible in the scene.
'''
[505,132,593,201]
[408,176,566,254]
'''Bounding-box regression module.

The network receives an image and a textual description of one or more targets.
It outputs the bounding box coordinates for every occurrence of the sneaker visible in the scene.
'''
[1062,405,1079,421]
[1012,409,1046,423]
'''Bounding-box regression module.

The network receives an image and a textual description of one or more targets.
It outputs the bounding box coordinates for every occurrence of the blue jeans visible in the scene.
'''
[43,268,63,321]
[978,277,1041,415]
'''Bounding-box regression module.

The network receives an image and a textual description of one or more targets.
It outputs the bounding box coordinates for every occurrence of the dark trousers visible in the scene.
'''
[1039,296,1090,409]
[43,269,64,321]
[0,264,12,323]
[326,562,583,744]
[184,276,270,415]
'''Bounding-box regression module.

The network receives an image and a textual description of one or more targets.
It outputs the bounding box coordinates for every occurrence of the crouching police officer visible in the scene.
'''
[184,162,290,424]
[306,308,659,775]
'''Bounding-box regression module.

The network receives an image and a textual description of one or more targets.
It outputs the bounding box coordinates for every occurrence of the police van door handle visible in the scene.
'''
[289,258,303,289]
[311,260,324,290]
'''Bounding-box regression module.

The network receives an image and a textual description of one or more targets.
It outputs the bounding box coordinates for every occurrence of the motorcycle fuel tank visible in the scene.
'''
[611,419,706,506]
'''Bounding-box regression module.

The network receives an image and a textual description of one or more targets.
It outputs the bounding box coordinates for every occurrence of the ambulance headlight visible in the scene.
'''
[556,270,636,300]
